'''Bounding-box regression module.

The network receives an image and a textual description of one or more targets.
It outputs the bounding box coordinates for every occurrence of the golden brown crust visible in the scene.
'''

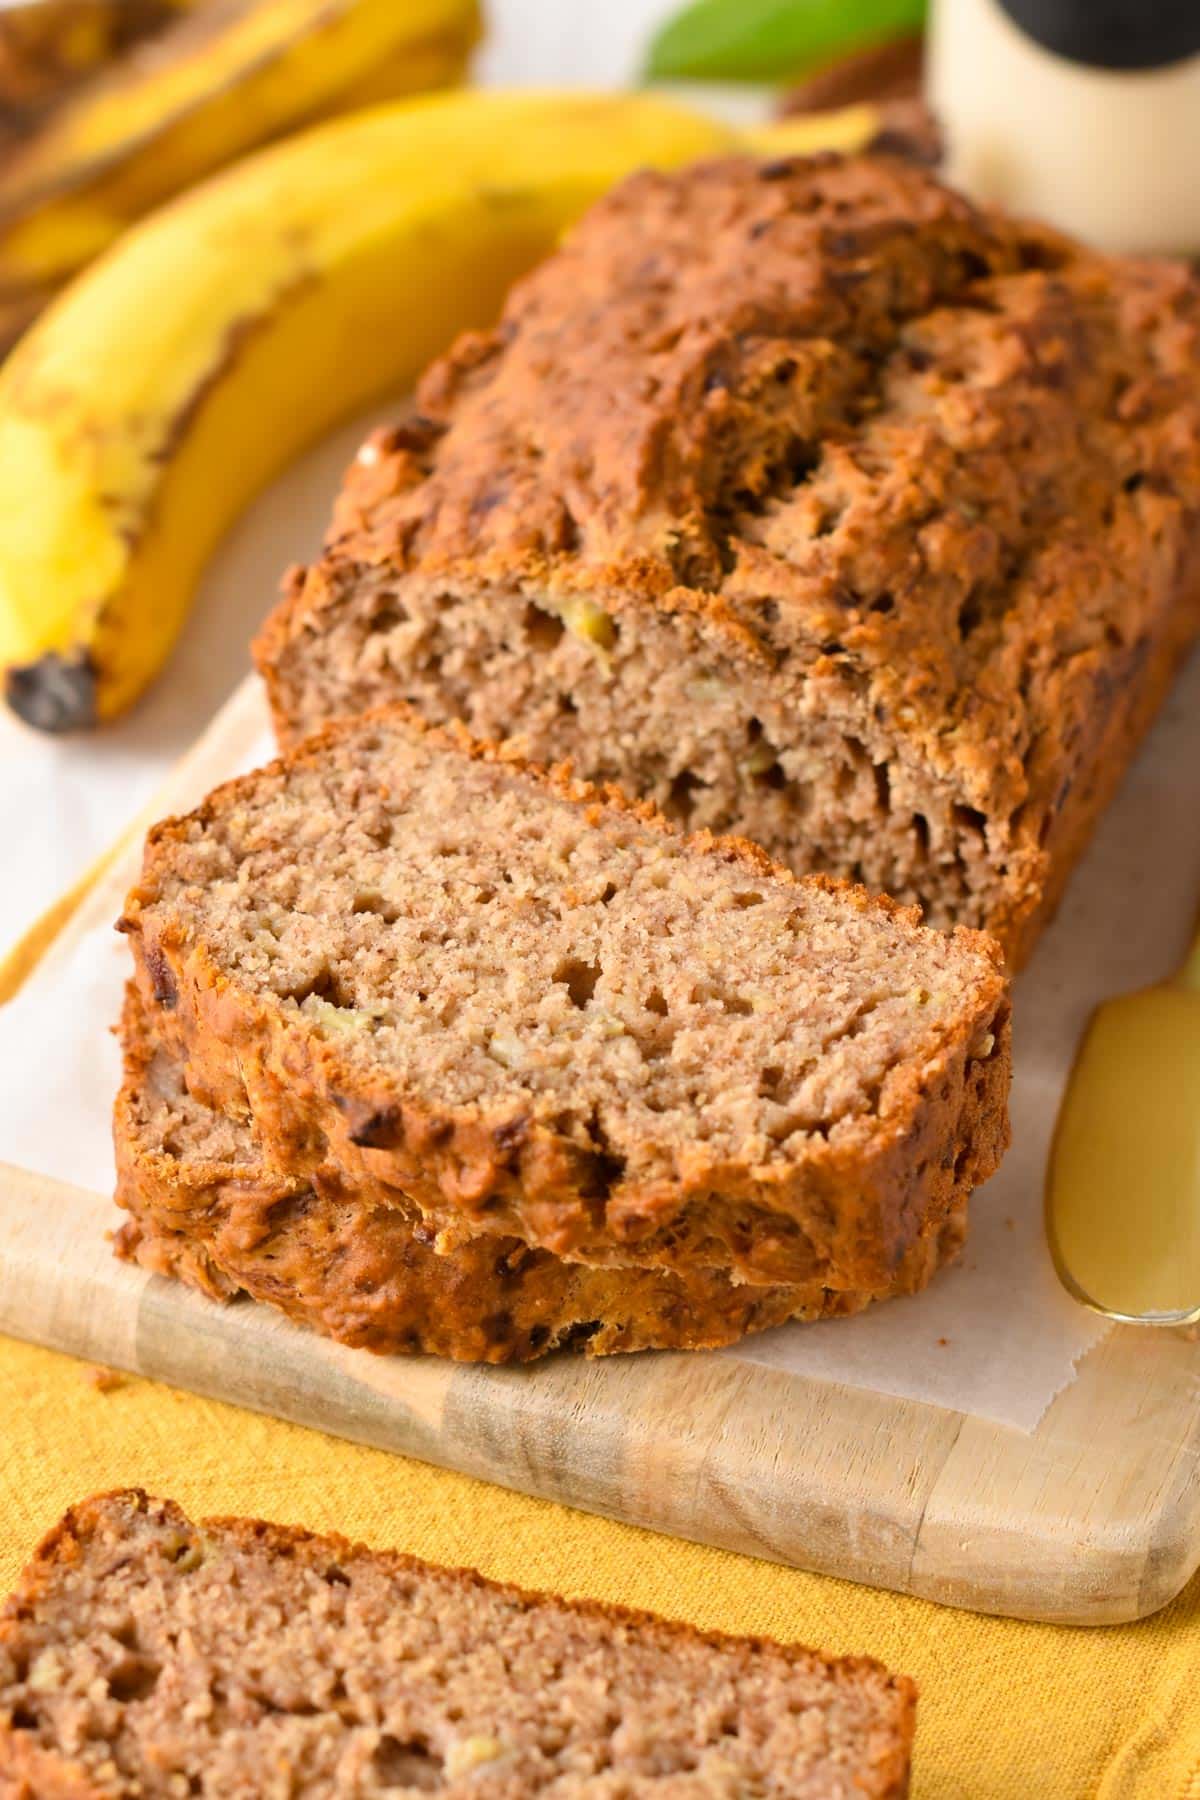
[996,538,1200,966]
[118,705,1011,1292]
[118,1202,957,1359]
[134,949,1006,1288]
[1,1491,917,1799]
[113,989,960,1360]
[0,1501,111,1800]
[255,152,1200,967]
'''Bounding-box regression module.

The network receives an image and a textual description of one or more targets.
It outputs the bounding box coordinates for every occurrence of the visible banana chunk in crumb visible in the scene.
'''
[558,597,616,658]
[301,996,376,1036]
[445,1735,507,1778]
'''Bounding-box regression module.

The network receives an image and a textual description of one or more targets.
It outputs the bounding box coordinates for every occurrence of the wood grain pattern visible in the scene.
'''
[1,676,1199,1627]
[1,1155,1198,1627]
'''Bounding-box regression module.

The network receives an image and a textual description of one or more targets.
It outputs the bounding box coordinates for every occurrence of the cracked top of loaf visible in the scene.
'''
[305,151,1200,822]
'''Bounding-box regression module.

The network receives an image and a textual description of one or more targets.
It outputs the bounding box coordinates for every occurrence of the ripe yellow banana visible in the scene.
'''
[0,0,479,345]
[0,90,878,730]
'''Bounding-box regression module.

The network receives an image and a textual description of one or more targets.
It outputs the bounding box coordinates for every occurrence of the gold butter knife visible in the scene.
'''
[1047,914,1200,1324]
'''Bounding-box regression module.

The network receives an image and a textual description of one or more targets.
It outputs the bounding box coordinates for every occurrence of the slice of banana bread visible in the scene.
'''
[117,706,1010,1291]
[0,1491,916,1798]
[116,987,966,1360]
[255,151,1200,967]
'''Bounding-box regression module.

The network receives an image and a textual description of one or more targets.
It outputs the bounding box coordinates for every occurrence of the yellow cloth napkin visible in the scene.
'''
[2,1333,1198,1799]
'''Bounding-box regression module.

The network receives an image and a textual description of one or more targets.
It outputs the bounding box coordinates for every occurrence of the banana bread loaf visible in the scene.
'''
[255,152,1200,968]
[115,986,968,1358]
[117,706,1010,1292]
[0,1490,917,1798]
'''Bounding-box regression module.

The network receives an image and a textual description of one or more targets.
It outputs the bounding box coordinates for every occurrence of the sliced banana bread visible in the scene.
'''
[117,706,1010,1291]
[256,152,1200,967]
[116,988,967,1360]
[0,1491,916,1798]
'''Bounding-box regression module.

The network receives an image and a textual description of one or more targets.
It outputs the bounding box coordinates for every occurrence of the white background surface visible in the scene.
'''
[0,0,676,957]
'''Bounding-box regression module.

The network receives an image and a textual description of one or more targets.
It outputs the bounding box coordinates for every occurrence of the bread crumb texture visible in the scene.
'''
[119,709,1010,1289]
[0,1491,916,1798]
[257,153,1200,964]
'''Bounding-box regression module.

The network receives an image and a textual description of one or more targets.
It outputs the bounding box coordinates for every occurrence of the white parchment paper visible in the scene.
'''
[3,651,1198,1434]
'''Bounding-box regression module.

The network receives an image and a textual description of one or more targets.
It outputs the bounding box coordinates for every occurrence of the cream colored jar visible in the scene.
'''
[928,0,1200,253]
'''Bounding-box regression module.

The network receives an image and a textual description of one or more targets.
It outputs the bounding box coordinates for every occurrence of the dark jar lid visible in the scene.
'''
[996,0,1200,71]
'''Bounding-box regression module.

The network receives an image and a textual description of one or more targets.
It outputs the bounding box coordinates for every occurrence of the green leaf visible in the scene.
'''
[644,0,926,84]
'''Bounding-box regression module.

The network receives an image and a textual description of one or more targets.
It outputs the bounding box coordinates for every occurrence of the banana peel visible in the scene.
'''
[0,91,880,730]
[0,2,196,130]
[0,0,479,336]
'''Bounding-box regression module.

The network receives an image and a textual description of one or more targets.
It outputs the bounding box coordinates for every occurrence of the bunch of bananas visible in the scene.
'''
[0,72,878,731]
[0,0,480,353]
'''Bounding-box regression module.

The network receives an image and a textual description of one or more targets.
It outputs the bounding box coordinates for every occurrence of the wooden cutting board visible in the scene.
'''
[2,675,1199,1630]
